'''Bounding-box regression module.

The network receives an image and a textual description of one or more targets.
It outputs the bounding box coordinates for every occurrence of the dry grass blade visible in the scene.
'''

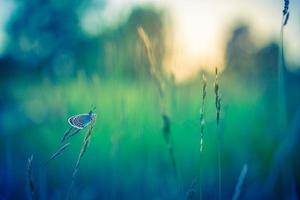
[138,26,179,195]
[232,164,248,200]
[138,25,178,171]
[27,155,37,200]
[137,26,165,103]
[46,143,71,164]
[137,26,169,149]
[137,27,156,70]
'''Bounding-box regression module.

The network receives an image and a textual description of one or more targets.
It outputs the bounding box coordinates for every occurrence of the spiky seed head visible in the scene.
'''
[283,0,289,15]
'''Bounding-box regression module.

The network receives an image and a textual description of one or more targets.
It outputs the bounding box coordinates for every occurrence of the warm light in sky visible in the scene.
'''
[166,2,226,81]
[1,0,300,81]
[176,7,217,58]
[164,0,300,81]
[76,0,300,81]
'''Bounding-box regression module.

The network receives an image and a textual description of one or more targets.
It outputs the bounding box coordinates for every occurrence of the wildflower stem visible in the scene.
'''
[138,26,180,196]
[199,74,207,200]
[214,68,222,200]
[278,15,287,132]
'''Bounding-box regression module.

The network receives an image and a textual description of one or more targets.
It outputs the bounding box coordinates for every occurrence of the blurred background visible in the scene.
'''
[1,0,300,199]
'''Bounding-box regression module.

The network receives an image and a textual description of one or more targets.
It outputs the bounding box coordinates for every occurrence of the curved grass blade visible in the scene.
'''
[232,164,248,200]
[61,128,80,143]
[67,118,96,200]
[61,127,80,144]
[60,127,73,143]
[45,143,70,164]
[72,119,95,178]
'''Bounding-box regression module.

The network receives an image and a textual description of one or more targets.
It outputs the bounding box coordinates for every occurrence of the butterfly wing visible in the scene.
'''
[68,114,91,129]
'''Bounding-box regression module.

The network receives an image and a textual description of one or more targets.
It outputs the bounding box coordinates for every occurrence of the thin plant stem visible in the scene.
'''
[67,117,96,200]
[218,142,222,200]
[278,0,289,131]
[277,16,287,132]
[27,155,37,200]
[199,74,207,200]
[232,164,248,200]
[277,1,291,196]
[214,68,222,200]
[138,26,180,196]
[45,143,71,164]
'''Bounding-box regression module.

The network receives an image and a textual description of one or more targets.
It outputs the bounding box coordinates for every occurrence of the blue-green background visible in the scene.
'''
[1,0,300,199]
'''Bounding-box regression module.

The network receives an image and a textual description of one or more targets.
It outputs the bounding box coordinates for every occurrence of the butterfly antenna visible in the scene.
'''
[89,104,96,113]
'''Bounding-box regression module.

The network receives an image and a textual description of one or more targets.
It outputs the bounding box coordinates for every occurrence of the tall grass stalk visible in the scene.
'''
[72,118,96,178]
[199,74,207,200]
[137,27,179,194]
[67,117,97,199]
[263,4,291,195]
[278,0,289,131]
[200,74,207,153]
[276,1,291,196]
[232,164,248,200]
[214,68,222,200]
[27,155,37,200]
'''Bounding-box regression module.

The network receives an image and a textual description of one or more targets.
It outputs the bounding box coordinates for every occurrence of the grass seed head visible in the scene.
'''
[283,0,290,26]
[214,67,221,126]
[283,0,289,15]
[200,74,207,152]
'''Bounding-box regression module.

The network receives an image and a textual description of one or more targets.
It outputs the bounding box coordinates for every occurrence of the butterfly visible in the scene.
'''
[61,107,97,143]
[46,107,97,164]
[68,110,97,129]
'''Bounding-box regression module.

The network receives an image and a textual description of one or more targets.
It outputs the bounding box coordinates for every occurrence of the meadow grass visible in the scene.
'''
[8,73,270,199]
[199,74,207,200]
[26,155,37,200]
[67,117,97,199]
[137,26,180,196]
[264,1,292,197]
[6,2,295,197]
[232,164,248,200]
[214,68,222,200]
[277,0,289,131]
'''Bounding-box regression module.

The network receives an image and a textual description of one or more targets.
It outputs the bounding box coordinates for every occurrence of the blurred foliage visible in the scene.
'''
[3,0,91,77]
[1,1,166,81]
